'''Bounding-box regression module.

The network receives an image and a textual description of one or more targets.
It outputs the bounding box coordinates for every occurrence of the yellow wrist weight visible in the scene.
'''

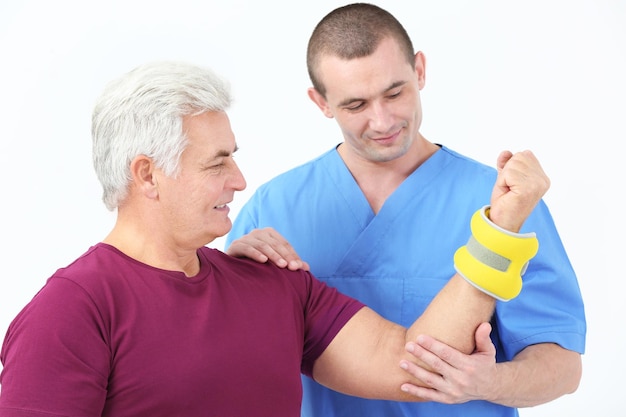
[454,206,539,301]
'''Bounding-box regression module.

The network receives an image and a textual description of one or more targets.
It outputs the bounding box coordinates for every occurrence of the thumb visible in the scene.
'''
[474,322,495,354]
[496,150,513,171]
[491,151,513,205]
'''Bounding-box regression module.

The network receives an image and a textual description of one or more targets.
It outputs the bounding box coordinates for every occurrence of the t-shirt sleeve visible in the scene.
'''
[0,277,109,415]
[300,274,365,377]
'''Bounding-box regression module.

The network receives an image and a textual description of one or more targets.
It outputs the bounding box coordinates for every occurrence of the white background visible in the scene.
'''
[0,0,624,415]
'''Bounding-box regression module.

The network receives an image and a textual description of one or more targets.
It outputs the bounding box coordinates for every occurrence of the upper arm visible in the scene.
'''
[311,307,424,401]
[0,279,109,414]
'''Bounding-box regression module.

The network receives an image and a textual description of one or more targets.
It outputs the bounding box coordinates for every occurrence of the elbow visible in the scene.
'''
[565,354,583,394]
[554,350,583,396]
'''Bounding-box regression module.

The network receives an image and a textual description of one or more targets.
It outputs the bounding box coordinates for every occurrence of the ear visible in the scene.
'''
[414,51,426,90]
[307,87,334,118]
[130,155,159,200]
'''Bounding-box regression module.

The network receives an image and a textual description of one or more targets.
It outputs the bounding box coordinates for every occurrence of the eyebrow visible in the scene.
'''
[213,144,239,158]
[338,80,407,107]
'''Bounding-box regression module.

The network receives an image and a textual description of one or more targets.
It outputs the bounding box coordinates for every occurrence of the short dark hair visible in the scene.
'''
[306,3,415,97]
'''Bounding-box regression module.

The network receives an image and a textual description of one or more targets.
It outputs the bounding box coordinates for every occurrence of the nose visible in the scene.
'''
[368,101,393,132]
[229,159,247,191]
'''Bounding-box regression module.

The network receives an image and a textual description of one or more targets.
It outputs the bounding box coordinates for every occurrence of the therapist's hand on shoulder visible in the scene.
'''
[226,227,310,271]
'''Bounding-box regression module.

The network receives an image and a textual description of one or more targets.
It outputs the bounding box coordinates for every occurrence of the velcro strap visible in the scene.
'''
[466,235,510,272]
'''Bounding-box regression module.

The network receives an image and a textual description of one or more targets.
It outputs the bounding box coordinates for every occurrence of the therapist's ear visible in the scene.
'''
[414,51,426,90]
[307,87,334,119]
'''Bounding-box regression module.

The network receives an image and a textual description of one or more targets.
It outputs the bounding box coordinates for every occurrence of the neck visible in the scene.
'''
[103,217,201,278]
[338,137,439,214]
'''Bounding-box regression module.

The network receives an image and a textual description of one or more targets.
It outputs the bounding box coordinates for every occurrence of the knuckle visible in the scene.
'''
[429,358,446,374]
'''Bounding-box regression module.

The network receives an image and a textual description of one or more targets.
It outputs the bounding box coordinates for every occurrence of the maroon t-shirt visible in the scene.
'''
[0,243,364,416]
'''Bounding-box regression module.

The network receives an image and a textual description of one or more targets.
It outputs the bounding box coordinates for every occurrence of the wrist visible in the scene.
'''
[485,206,522,233]
[454,206,539,301]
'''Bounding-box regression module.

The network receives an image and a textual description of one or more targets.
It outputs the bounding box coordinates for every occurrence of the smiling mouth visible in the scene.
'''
[371,129,401,143]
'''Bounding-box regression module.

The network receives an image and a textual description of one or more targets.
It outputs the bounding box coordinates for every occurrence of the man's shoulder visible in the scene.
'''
[430,145,498,187]
[255,147,339,193]
[439,145,494,171]
[52,243,116,281]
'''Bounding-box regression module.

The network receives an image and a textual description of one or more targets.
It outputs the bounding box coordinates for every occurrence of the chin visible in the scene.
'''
[216,221,233,238]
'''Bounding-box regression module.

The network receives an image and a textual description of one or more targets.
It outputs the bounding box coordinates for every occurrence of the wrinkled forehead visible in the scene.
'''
[182,111,236,153]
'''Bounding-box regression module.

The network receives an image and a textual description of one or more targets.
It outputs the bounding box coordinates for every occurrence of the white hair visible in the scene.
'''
[91,61,232,210]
